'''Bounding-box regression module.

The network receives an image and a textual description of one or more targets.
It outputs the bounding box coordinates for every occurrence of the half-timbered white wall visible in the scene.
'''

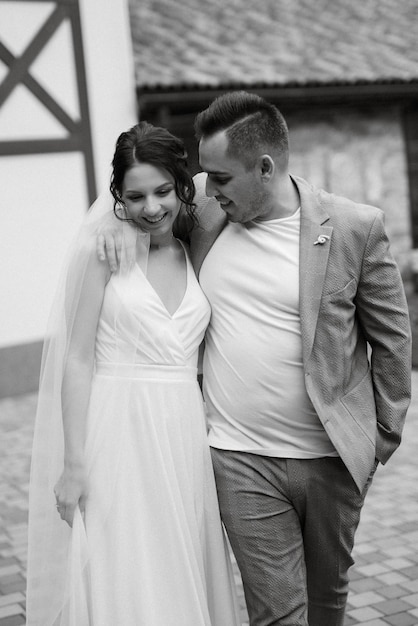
[0,0,137,395]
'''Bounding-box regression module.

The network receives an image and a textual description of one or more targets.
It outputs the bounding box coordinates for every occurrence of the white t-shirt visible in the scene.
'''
[199,209,337,458]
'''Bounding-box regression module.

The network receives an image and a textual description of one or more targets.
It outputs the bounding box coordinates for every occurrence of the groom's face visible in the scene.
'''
[198,130,267,224]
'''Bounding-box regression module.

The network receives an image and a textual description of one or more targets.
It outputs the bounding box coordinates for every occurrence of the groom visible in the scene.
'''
[100,91,411,626]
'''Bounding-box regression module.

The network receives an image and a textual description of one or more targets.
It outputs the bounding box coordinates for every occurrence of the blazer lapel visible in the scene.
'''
[295,176,333,363]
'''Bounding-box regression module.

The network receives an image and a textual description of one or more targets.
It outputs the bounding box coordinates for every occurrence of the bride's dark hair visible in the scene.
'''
[110,121,197,227]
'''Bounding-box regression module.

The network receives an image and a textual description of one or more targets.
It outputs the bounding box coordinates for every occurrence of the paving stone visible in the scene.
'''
[383,612,418,626]
[0,579,26,596]
[401,593,418,608]
[377,585,412,599]
[0,567,21,578]
[361,552,389,564]
[399,565,418,579]
[371,599,416,616]
[0,575,23,590]
[356,563,391,577]
[350,569,367,582]
[354,543,380,555]
[350,578,385,593]
[346,606,384,622]
[0,595,24,609]
[0,561,18,571]
[0,616,25,626]
[400,579,418,593]
[384,558,416,570]
[376,572,411,586]
[0,605,24,620]
[405,556,418,567]
[348,591,386,608]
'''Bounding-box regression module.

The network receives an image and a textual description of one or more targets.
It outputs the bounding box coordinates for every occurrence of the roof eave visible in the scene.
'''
[137,80,418,115]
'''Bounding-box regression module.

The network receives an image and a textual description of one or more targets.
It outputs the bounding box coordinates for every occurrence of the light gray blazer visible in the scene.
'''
[177,172,412,492]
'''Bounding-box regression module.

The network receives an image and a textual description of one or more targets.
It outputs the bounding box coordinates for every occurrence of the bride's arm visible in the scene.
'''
[54,254,109,527]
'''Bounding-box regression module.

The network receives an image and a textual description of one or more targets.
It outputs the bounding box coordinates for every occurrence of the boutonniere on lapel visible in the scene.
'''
[313,234,330,246]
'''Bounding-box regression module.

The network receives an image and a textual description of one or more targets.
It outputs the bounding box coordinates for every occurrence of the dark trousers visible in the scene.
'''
[211,450,377,626]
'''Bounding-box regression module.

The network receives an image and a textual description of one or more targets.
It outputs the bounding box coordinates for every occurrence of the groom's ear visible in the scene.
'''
[259,155,275,181]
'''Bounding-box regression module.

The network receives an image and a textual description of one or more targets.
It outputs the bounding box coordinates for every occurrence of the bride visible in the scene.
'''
[26,121,240,625]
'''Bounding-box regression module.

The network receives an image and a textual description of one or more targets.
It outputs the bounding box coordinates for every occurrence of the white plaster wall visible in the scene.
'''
[0,0,137,348]
[79,0,138,194]
[1,153,87,346]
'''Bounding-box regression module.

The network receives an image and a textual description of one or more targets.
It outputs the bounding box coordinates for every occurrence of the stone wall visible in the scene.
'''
[287,105,412,287]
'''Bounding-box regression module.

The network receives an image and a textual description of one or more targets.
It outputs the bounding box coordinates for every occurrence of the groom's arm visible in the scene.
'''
[96,213,126,272]
[96,207,194,271]
[96,173,208,270]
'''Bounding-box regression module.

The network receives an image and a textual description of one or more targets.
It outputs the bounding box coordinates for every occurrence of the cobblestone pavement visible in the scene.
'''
[1,372,418,626]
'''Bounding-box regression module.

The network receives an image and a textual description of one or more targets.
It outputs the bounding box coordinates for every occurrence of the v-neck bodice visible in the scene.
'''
[135,240,188,319]
[95,245,211,368]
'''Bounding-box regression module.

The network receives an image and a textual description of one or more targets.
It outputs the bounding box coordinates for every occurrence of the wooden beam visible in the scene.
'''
[0,6,66,107]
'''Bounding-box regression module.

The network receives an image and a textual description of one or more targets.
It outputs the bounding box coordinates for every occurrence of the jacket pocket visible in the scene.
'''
[322,277,357,301]
[340,368,377,445]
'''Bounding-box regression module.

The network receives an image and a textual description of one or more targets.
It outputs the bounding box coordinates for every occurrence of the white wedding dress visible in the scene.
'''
[28,243,240,625]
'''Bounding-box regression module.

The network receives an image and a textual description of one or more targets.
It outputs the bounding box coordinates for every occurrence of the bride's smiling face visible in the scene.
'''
[121,162,181,241]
